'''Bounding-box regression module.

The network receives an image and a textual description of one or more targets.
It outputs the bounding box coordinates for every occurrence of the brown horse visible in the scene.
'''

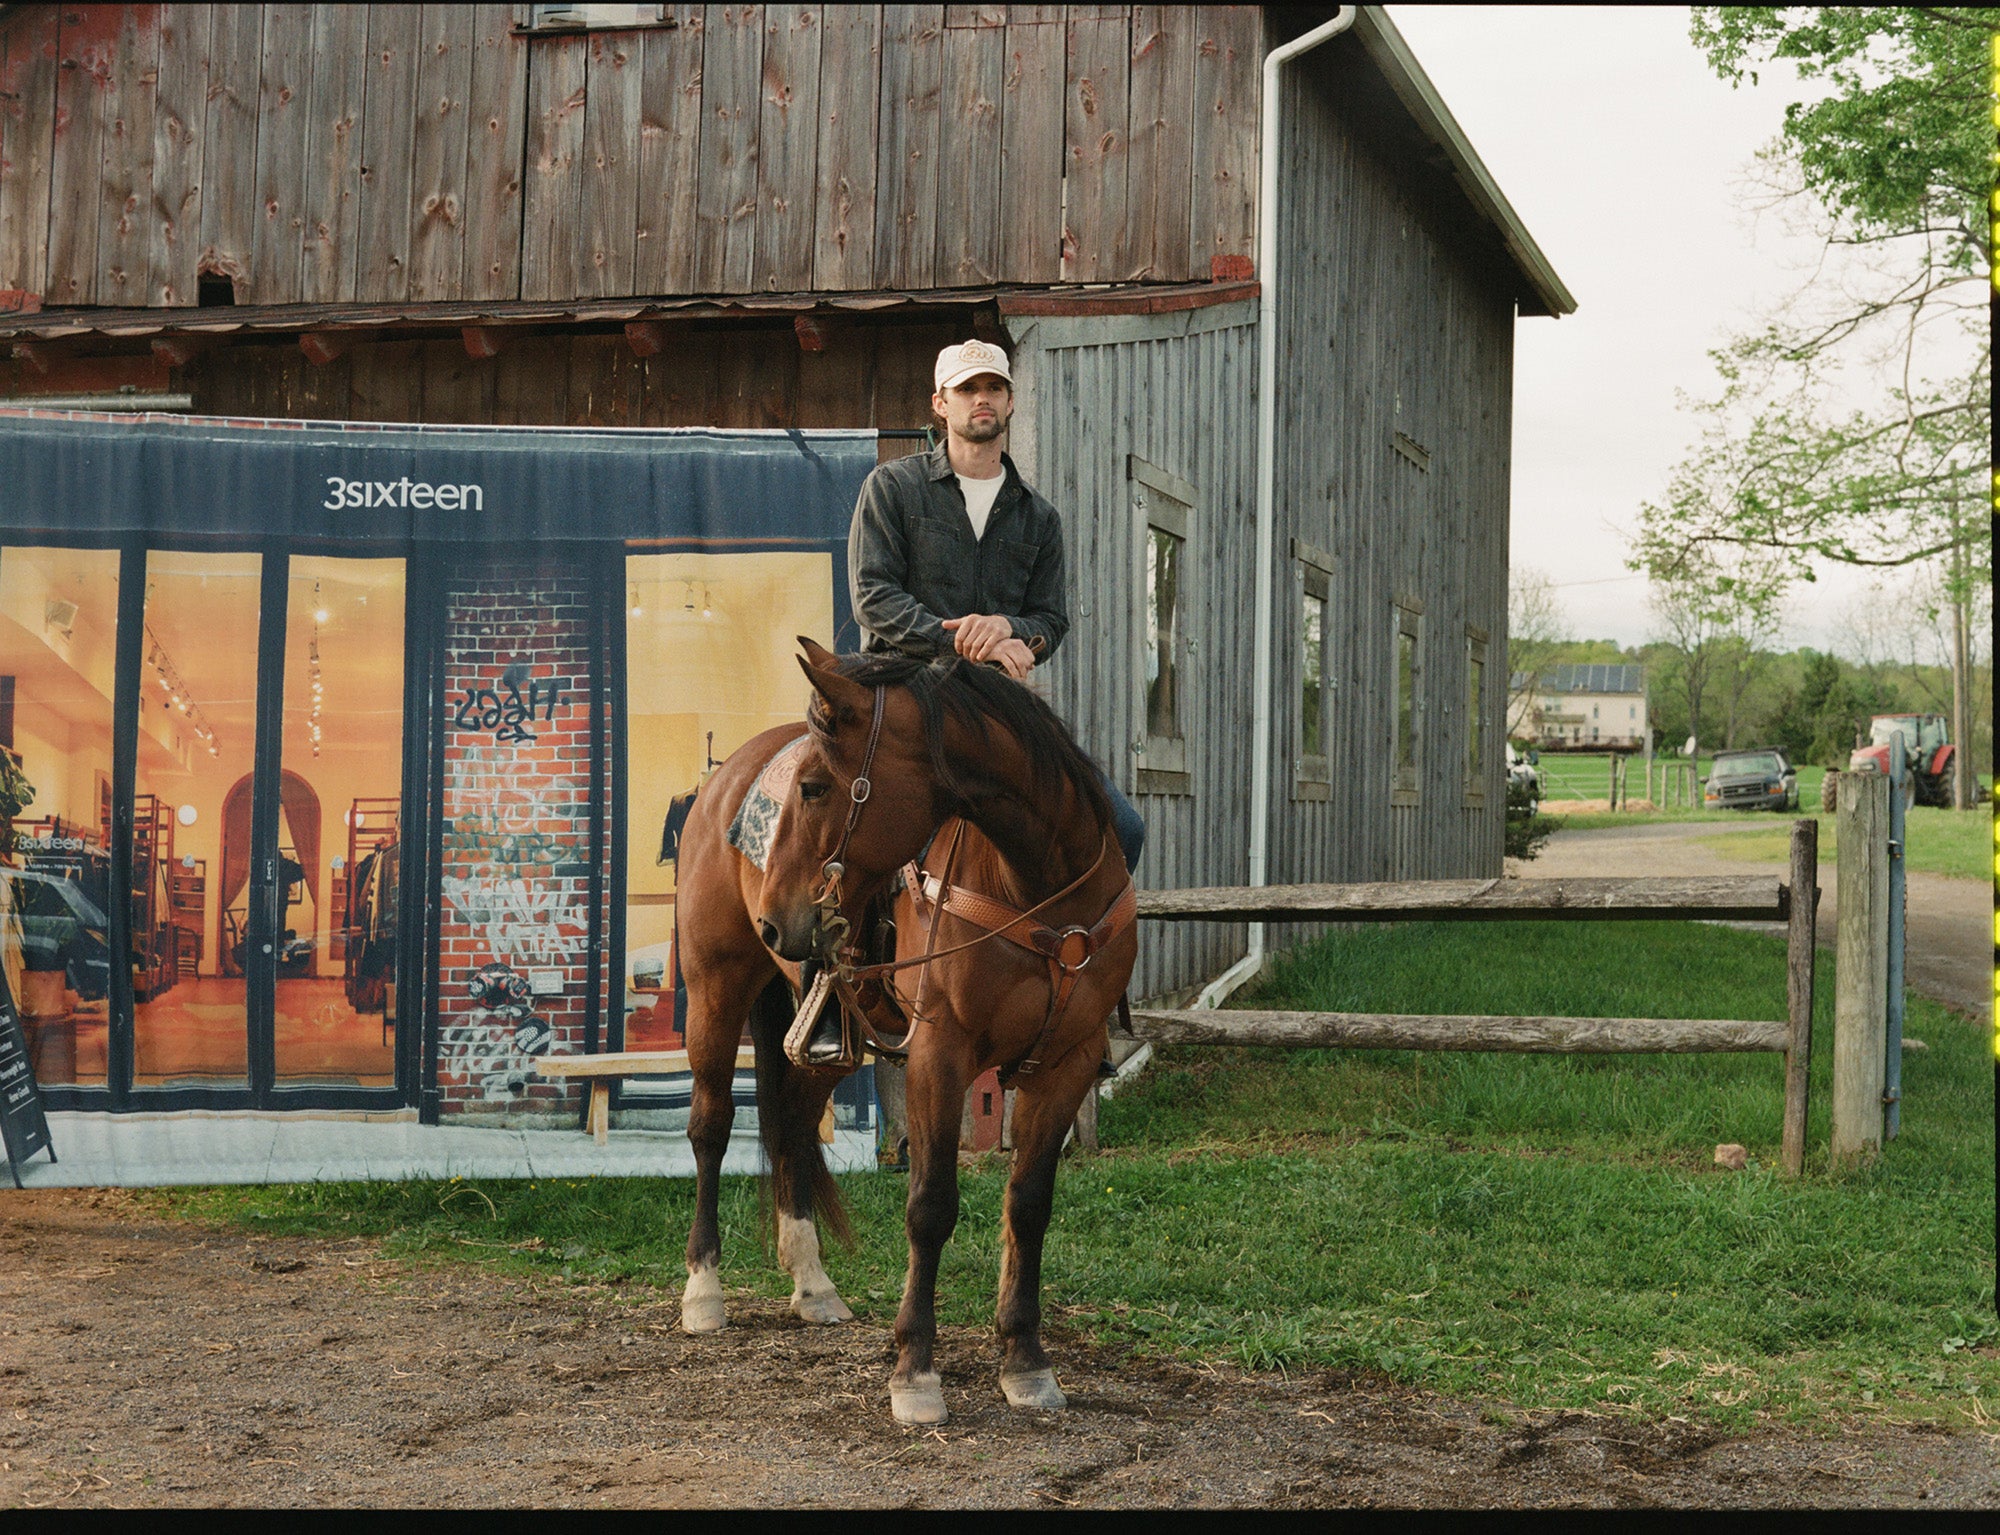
[671,638,1136,1425]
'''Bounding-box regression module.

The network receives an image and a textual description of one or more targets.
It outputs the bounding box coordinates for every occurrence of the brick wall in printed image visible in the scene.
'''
[435,560,602,1122]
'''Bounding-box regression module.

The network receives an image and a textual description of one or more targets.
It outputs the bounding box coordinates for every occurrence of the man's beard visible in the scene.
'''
[957,416,1006,443]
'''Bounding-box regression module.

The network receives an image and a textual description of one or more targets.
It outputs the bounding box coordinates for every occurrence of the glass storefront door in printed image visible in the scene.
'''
[621,551,834,1055]
[133,551,263,1089]
[272,556,406,1090]
[0,546,121,1089]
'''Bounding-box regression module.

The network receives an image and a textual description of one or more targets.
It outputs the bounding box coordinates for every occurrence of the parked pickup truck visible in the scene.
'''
[1702,748,1798,812]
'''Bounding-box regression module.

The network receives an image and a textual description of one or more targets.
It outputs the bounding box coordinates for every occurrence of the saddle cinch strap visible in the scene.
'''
[900,852,1139,1084]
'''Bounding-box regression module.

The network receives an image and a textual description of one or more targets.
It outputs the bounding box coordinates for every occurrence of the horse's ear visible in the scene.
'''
[797,635,839,670]
[796,650,870,729]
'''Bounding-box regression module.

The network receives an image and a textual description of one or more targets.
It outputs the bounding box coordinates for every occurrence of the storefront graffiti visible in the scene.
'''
[443,781,579,869]
[454,672,565,745]
[441,873,584,963]
[441,966,553,1100]
[440,999,552,1095]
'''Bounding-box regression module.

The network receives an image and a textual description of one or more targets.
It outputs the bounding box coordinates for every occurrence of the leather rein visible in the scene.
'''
[808,683,1137,1083]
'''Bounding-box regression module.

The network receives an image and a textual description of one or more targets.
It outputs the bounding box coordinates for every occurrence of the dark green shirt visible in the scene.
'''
[847,441,1069,662]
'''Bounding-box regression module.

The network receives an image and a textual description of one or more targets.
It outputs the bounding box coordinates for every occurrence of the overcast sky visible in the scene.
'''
[1382,5,1902,656]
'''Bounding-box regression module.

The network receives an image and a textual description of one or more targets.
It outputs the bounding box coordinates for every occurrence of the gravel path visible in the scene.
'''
[1509,820,1990,1019]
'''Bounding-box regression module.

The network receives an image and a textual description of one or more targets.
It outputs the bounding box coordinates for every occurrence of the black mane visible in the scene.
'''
[809,650,1112,840]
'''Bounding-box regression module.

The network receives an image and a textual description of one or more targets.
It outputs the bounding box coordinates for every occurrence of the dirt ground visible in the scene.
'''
[2,1191,1995,1509]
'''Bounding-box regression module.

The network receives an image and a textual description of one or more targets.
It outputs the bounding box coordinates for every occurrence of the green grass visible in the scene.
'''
[1693,804,1996,882]
[153,922,1996,1433]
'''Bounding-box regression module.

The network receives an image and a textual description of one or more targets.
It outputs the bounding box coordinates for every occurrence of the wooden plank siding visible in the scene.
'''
[44,5,114,304]
[753,4,822,293]
[1009,301,1262,1002]
[633,4,704,295]
[301,4,369,303]
[576,22,643,299]
[407,4,477,303]
[0,4,1261,307]
[1260,31,1513,957]
[185,319,966,432]
[0,5,60,297]
[96,4,159,310]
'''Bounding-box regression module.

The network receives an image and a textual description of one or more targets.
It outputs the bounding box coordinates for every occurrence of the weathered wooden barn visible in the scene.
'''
[0,4,1571,1133]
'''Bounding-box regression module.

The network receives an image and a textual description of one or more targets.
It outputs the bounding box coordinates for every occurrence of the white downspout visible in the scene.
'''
[1193,5,1356,1012]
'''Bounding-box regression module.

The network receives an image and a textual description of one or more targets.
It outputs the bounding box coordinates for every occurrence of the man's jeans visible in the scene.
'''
[1100,769,1145,874]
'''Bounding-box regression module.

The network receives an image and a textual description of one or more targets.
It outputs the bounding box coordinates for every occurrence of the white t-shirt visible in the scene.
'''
[956,471,1005,540]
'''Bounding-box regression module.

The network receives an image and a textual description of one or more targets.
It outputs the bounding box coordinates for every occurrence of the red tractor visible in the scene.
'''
[1846,713,1957,809]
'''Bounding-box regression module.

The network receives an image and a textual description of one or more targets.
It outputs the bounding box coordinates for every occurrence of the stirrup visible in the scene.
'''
[784,967,854,1069]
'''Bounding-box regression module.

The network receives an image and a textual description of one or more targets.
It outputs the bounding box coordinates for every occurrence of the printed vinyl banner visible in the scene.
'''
[0,409,878,544]
[0,411,885,1184]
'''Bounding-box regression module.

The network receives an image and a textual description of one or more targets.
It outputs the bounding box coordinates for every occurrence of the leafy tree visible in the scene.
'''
[1767,648,1904,766]
[1632,10,1990,734]
[1505,567,1567,739]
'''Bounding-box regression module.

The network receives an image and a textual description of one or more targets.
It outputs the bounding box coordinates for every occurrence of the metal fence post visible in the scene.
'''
[1884,731,1907,1139]
[1782,818,1818,1176]
[1831,772,1889,1166]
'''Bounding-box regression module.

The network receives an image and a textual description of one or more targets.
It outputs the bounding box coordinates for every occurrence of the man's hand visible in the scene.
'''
[988,638,1035,680]
[941,613,1015,662]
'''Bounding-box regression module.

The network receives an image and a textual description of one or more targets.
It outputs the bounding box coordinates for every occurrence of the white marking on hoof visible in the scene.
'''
[681,1262,726,1334]
[791,1289,855,1325]
[890,1371,948,1426]
[1001,1368,1066,1411]
[778,1212,853,1325]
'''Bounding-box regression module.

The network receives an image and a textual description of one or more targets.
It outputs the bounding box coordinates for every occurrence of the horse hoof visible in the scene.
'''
[1001,1368,1066,1411]
[682,1265,727,1334]
[791,1290,854,1325]
[890,1372,948,1426]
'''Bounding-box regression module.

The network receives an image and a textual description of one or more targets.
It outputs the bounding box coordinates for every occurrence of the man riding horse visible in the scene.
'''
[797,339,1146,1070]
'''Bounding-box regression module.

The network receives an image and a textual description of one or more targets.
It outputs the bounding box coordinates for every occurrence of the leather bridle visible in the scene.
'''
[801,680,1135,1083]
[807,684,888,959]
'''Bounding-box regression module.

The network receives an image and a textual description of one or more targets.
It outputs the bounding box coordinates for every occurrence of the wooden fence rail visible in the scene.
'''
[1128,826,1821,1176]
[1129,1011,1789,1055]
[1137,875,1786,925]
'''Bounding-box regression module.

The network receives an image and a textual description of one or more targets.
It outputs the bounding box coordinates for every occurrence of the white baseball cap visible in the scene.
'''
[934,339,1013,392]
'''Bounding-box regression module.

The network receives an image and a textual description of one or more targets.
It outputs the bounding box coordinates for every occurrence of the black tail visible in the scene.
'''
[747,977,854,1250]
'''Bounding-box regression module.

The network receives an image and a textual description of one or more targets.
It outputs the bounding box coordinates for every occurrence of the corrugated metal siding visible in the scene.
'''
[1013,305,1261,1003]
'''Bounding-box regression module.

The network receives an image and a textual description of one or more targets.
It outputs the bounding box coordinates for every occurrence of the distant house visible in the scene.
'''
[1511,665,1648,751]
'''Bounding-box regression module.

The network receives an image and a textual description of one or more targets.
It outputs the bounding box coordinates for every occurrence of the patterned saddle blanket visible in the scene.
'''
[726,735,810,871]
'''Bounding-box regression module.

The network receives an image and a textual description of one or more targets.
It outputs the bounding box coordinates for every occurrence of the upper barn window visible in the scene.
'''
[522,4,675,34]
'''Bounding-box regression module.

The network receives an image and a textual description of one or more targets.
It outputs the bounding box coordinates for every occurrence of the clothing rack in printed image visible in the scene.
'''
[340,797,401,1042]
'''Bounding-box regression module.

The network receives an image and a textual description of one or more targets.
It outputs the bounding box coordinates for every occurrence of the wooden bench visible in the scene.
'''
[535,1049,834,1146]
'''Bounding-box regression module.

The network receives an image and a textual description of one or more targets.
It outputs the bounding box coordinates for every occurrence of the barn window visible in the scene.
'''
[521,4,673,34]
[1292,539,1334,801]
[1130,457,1195,796]
[1464,627,1488,805]
[1391,599,1423,807]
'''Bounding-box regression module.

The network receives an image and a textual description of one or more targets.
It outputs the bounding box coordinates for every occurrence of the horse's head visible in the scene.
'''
[755,638,953,962]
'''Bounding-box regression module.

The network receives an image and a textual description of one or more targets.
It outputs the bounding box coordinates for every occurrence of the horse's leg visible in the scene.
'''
[745,978,854,1325]
[887,1035,974,1425]
[994,1039,1101,1410]
[682,961,760,1335]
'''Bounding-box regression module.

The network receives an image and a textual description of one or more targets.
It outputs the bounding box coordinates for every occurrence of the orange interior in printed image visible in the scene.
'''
[621,550,834,1054]
[0,547,406,1093]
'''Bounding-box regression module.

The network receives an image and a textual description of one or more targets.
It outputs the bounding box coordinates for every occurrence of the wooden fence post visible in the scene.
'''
[1830,772,1889,1167]
[1073,1081,1099,1151]
[1781,818,1818,1176]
